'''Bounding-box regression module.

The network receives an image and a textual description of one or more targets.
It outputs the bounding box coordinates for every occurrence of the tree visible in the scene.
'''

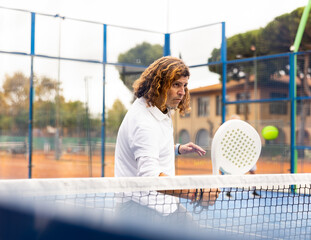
[117,42,163,91]
[1,72,30,134]
[0,91,9,133]
[0,72,102,137]
[106,99,127,137]
[2,72,29,109]
[61,100,101,137]
[35,76,59,102]
[208,7,310,81]
[32,75,64,135]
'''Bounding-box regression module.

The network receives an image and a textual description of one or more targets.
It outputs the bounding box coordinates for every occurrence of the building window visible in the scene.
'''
[236,93,250,115]
[195,129,209,149]
[179,129,190,144]
[269,93,287,115]
[216,95,228,116]
[216,95,221,116]
[198,97,210,117]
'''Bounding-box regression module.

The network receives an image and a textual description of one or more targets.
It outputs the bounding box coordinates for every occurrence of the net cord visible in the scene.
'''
[0,173,310,196]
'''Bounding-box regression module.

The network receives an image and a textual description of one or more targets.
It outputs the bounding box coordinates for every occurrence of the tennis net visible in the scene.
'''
[0,174,310,240]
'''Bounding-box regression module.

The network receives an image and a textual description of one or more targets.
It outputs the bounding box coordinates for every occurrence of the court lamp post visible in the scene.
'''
[55,14,65,161]
[84,76,93,177]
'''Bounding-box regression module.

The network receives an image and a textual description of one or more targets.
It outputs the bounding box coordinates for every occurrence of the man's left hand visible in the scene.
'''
[179,142,206,156]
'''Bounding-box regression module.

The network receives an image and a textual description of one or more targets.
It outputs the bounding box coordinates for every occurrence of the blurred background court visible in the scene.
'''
[2,151,311,178]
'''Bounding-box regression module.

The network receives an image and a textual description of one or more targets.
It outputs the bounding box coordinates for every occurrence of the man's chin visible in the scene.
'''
[166,104,178,110]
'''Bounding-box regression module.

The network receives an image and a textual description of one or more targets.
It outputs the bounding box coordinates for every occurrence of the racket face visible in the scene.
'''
[211,120,262,175]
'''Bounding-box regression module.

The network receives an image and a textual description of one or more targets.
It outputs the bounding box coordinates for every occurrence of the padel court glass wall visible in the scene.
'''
[0,7,310,178]
[0,7,159,178]
[170,24,311,175]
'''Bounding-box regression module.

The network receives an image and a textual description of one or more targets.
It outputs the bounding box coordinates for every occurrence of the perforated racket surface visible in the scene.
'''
[211,119,262,175]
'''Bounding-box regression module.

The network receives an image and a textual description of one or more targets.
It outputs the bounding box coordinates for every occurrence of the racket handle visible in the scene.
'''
[212,165,220,175]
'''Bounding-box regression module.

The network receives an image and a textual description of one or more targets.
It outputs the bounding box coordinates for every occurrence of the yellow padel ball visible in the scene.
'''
[261,126,279,140]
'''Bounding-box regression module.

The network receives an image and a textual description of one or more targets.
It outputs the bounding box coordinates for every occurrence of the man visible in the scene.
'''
[115,56,219,222]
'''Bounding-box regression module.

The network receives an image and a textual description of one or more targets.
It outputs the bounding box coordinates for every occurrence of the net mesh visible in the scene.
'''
[0,174,310,240]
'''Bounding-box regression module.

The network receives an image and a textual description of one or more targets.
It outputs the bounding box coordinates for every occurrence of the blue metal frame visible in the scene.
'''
[226,97,291,105]
[296,96,311,100]
[221,22,227,123]
[296,146,311,150]
[163,33,171,56]
[28,12,36,178]
[226,52,292,64]
[101,24,107,177]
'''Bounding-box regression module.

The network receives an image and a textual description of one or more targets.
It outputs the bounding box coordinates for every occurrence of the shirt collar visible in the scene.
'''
[139,97,171,121]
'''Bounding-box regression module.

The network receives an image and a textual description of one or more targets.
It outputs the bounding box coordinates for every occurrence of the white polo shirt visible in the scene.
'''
[115,97,178,214]
[115,97,175,177]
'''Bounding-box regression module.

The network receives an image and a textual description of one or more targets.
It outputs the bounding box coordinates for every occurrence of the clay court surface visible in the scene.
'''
[1,151,311,179]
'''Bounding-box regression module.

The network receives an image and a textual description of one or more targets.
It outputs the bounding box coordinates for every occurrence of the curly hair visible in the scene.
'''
[133,56,190,115]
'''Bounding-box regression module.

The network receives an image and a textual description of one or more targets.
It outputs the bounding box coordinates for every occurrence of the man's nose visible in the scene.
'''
[178,87,185,95]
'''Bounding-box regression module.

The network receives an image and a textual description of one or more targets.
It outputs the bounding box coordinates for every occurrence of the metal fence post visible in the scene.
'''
[221,22,227,123]
[28,12,36,178]
[164,33,171,56]
[101,24,107,177]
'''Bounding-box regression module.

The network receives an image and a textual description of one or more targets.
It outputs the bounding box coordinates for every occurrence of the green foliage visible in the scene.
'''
[61,100,85,128]
[2,72,29,108]
[106,99,127,137]
[117,42,163,91]
[208,7,310,80]
[35,76,60,101]
[261,8,304,54]
[118,42,163,65]
[0,72,102,137]
[227,30,264,60]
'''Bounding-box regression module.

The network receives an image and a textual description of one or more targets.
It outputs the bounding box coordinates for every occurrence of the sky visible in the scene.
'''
[0,0,307,35]
[0,0,309,112]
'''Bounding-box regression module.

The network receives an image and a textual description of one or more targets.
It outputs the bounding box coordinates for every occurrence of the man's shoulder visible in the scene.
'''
[129,98,148,113]
[126,98,153,122]
[133,97,166,122]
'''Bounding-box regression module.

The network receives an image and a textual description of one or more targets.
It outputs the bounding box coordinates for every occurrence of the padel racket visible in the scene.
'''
[211,119,262,175]
[193,120,261,213]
